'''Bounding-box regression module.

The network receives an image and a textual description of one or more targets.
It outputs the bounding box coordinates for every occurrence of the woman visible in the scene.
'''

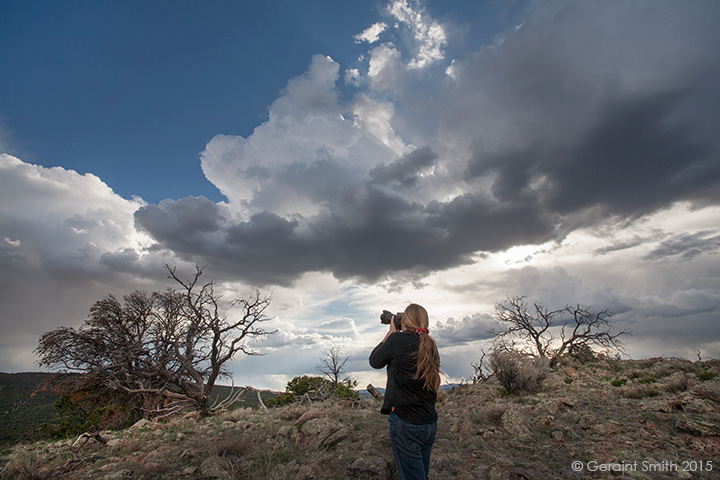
[369,303,441,480]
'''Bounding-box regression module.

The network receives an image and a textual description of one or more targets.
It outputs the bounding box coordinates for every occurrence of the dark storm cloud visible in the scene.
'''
[464,61,719,226]
[457,1,720,228]
[370,146,437,187]
[545,92,716,217]
[134,173,560,286]
[593,235,650,256]
[134,196,225,252]
[644,231,720,261]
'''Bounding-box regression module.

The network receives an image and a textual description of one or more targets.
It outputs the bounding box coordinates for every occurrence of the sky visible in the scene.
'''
[1,0,720,392]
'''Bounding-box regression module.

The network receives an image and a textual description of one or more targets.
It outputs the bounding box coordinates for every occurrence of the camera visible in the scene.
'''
[380,310,403,330]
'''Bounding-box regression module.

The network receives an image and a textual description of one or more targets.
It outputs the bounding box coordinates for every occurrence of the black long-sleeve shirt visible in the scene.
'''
[369,331,438,425]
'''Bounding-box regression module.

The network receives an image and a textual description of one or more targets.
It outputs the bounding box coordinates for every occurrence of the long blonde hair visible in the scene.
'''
[403,303,441,392]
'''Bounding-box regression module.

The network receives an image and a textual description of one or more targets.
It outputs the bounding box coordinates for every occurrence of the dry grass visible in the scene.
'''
[2,358,720,479]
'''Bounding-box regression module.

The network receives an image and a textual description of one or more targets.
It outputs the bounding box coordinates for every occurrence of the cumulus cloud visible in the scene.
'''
[354,22,387,44]
[0,154,149,275]
[0,154,165,371]
[367,43,405,91]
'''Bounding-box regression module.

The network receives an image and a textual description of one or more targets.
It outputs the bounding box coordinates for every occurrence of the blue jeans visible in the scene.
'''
[388,412,437,480]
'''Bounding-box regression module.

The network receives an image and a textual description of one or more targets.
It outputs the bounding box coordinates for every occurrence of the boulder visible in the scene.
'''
[295,408,325,425]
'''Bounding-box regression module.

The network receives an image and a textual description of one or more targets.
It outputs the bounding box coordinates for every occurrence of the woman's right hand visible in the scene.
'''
[388,316,399,333]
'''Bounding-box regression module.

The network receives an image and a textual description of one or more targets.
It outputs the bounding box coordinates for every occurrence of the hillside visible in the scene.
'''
[2,357,719,479]
[0,373,60,449]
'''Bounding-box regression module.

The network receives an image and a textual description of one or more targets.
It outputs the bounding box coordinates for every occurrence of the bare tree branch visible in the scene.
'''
[491,296,631,367]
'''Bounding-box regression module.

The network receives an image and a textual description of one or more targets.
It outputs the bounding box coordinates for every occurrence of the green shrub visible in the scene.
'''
[265,392,295,407]
[611,379,626,387]
[266,375,359,407]
[696,371,718,382]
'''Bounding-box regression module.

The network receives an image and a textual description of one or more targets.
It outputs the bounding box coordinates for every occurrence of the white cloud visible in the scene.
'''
[200,54,402,219]
[388,0,447,68]
[344,67,360,85]
[354,22,387,44]
[0,154,151,273]
[0,154,169,372]
[367,43,405,91]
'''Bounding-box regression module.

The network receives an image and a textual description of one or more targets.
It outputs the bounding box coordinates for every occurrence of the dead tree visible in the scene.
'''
[492,296,631,367]
[36,265,275,418]
[470,349,491,384]
[316,347,350,396]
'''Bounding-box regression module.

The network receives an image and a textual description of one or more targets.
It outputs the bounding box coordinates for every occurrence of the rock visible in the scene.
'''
[675,413,720,436]
[592,420,621,435]
[220,420,236,429]
[450,417,474,435]
[129,418,154,430]
[643,392,715,415]
[295,408,325,425]
[577,414,594,429]
[693,379,720,403]
[300,418,346,448]
[501,406,531,439]
[72,432,104,447]
[539,399,562,415]
[322,427,349,448]
[348,456,392,478]
[106,438,123,447]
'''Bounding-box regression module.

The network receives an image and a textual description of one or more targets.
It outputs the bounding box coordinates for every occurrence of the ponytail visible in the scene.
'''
[403,304,441,392]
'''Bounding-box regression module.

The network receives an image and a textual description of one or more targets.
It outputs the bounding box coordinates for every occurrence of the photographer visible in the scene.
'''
[369,303,441,480]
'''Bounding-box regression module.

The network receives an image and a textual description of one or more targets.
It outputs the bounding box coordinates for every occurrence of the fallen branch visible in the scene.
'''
[366,384,383,400]
[209,384,247,414]
[245,386,269,415]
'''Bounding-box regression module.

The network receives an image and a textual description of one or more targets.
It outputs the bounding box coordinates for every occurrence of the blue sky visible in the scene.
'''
[1,1,506,202]
[2,0,720,391]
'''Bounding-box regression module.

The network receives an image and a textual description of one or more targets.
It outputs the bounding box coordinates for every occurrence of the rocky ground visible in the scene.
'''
[2,357,719,479]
